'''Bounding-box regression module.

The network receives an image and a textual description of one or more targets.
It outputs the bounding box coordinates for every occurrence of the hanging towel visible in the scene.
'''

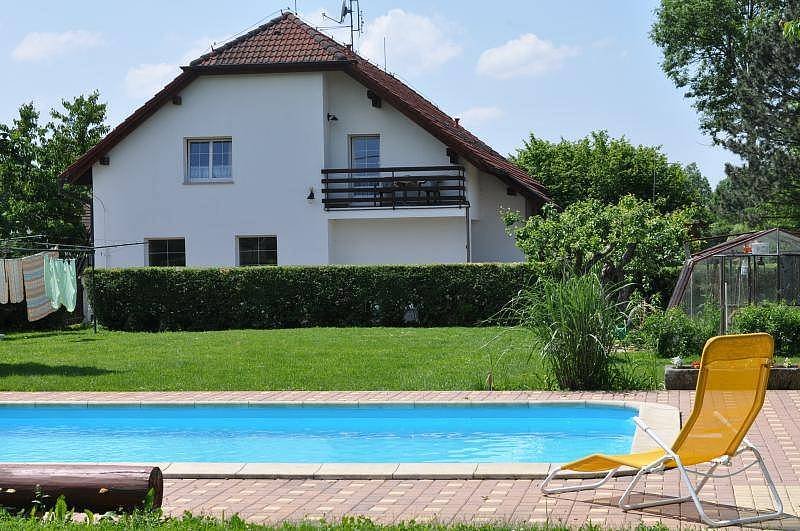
[5,259,24,304]
[0,259,8,305]
[21,252,57,322]
[63,259,77,312]
[44,255,61,310]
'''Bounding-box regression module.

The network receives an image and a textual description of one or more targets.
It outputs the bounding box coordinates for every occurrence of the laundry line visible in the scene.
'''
[0,239,147,333]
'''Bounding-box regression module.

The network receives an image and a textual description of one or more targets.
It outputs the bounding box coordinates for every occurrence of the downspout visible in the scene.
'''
[465,202,472,263]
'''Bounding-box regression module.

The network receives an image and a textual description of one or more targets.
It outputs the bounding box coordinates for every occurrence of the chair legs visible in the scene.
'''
[542,447,784,528]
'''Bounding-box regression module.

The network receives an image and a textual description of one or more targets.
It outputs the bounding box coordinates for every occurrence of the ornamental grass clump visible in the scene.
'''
[511,272,626,390]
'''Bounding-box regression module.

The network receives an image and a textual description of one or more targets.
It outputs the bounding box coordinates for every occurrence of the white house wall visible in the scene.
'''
[92,73,327,267]
[91,70,530,267]
[469,168,527,262]
[329,218,466,264]
[323,72,450,168]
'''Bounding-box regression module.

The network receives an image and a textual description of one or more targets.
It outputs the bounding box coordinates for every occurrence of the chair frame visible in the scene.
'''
[540,416,783,528]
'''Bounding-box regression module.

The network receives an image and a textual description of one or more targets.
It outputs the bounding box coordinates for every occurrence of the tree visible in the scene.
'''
[651,0,800,227]
[504,195,692,303]
[0,92,108,249]
[511,130,712,213]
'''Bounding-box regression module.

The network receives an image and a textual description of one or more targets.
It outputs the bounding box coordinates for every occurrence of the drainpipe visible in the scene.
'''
[465,203,472,263]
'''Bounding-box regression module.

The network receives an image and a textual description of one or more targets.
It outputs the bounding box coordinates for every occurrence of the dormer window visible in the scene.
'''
[186,138,232,182]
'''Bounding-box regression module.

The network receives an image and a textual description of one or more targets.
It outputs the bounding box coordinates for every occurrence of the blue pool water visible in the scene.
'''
[0,404,635,463]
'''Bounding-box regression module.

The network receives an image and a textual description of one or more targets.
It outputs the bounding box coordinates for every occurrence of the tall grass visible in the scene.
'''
[504,272,628,390]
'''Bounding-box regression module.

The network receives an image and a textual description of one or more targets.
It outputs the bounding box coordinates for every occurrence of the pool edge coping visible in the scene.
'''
[0,398,681,480]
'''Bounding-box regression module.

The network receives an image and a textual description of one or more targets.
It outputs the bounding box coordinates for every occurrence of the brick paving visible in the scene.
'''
[3,390,800,528]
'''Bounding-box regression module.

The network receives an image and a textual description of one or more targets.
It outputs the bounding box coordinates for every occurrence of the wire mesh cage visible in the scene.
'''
[668,229,800,331]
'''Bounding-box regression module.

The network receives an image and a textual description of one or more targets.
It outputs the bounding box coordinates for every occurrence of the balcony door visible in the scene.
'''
[350,135,380,201]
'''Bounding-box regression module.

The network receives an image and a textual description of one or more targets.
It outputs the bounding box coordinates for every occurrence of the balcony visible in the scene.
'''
[321,165,466,210]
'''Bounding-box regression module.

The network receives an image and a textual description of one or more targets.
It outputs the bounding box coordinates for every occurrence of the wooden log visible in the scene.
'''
[0,465,162,512]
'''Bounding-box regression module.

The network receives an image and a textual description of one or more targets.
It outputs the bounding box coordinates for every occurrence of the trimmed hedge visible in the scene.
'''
[86,264,537,331]
[731,303,800,358]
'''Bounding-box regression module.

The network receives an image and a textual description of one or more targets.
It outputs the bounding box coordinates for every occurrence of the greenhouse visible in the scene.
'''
[668,228,800,331]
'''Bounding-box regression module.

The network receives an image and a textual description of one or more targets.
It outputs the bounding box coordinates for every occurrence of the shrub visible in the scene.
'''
[635,307,719,358]
[732,303,800,357]
[85,264,537,331]
[507,272,625,390]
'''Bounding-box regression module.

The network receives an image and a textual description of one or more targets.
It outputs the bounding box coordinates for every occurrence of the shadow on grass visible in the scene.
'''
[0,363,116,377]
[1,330,95,342]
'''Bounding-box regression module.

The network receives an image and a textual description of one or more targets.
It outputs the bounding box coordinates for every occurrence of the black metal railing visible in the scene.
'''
[321,165,466,210]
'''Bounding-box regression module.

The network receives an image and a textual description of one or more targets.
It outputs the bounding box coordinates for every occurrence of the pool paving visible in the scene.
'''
[1,390,799,528]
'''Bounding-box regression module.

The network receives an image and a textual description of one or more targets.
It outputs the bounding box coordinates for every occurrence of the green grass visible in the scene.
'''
[0,327,665,392]
[0,512,669,530]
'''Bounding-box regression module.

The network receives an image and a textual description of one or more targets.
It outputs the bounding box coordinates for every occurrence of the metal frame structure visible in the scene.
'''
[541,416,783,528]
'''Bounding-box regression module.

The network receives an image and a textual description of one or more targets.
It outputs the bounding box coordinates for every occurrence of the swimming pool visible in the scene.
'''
[0,403,636,463]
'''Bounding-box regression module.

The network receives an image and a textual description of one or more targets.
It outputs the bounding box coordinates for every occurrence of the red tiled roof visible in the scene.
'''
[61,13,549,202]
[190,14,349,66]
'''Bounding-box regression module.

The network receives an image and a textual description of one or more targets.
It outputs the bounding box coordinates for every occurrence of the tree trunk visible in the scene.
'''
[0,465,162,512]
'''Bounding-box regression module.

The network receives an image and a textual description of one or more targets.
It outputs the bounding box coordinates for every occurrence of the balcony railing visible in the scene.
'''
[321,165,466,210]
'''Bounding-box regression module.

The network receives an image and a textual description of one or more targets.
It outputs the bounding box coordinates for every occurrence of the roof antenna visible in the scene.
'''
[383,36,387,71]
[322,0,363,48]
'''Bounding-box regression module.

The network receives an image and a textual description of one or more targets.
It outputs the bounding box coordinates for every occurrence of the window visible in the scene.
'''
[350,135,380,170]
[238,236,277,266]
[147,238,186,266]
[350,135,380,198]
[187,139,232,182]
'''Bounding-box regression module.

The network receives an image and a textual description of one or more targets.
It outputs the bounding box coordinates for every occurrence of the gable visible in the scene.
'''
[60,13,549,205]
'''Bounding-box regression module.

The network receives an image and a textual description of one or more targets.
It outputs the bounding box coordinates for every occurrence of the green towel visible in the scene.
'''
[63,259,77,312]
[44,255,61,310]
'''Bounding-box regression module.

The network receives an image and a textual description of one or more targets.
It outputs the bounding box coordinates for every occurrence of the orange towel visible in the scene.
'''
[21,252,57,321]
[5,259,24,304]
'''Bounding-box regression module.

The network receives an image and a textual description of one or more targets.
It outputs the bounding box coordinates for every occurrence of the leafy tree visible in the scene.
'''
[651,0,800,227]
[511,130,712,213]
[504,195,692,303]
[0,92,108,250]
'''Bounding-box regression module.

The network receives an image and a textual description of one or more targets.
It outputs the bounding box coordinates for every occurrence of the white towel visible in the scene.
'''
[5,259,24,304]
[0,259,8,304]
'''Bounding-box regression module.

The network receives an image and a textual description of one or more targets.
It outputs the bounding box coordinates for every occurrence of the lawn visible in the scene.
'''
[0,327,664,392]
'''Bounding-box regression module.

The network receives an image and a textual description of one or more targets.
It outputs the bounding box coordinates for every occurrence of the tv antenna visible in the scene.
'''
[322,0,363,48]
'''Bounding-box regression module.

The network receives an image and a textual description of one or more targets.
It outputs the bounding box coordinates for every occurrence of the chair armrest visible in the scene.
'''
[633,416,676,455]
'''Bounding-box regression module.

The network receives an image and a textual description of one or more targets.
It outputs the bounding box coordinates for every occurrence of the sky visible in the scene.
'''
[0,0,735,186]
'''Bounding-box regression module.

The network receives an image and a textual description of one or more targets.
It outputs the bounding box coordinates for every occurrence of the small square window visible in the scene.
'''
[147,238,186,267]
[187,139,232,182]
[238,236,277,266]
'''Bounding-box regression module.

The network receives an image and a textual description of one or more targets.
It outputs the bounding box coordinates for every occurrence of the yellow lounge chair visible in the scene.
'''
[541,333,783,528]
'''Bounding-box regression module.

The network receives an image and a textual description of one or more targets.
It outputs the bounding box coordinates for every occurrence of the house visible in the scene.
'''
[61,13,550,267]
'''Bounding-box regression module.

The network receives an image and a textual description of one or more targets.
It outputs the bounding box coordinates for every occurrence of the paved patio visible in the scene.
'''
[2,390,799,528]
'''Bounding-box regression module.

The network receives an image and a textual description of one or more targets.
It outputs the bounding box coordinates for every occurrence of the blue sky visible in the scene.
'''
[0,0,733,186]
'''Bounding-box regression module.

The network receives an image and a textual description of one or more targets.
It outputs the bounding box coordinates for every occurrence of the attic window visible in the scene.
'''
[186,138,232,182]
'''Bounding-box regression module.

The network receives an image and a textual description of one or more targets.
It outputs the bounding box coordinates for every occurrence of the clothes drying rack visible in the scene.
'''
[0,236,146,333]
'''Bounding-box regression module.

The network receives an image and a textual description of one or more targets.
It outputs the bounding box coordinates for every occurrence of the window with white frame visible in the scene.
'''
[238,236,277,266]
[187,139,232,182]
[350,135,380,197]
[146,238,186,266]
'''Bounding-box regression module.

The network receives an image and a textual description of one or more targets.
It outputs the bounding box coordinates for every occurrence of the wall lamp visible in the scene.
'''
[307,186,316,202]
[326,113,339,122]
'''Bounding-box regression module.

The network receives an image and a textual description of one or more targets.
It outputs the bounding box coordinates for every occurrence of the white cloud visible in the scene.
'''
[459,106,505,127]
[123,38,216,99]
[124,63,178,98]
[181,37,215,64]
[11,30,103,62]
[477,33,578,79]
[359,9,461,75]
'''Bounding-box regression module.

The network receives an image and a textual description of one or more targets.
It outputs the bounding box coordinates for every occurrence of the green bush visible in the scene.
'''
[85,264,537,331]
[732,303,800,357]
[635,307,719,358]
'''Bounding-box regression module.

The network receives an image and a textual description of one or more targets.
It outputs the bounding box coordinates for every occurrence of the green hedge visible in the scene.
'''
[731,303,800,358]
[86,264,537,331]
